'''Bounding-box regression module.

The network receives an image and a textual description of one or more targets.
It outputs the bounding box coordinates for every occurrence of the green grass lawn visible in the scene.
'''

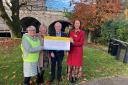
[0,45,128,85]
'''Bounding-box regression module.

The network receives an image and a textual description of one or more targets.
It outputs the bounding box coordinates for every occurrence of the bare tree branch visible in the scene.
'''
[19,1,27,8]
[5,0,12,9]
[0,0,12,28]
[0,0,21,37]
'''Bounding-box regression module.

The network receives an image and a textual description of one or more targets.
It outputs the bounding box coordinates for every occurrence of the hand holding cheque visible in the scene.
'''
[70,38,74,43]
[43,36,71,51]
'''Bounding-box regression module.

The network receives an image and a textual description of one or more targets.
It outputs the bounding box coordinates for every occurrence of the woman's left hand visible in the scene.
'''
[70,38,74,43]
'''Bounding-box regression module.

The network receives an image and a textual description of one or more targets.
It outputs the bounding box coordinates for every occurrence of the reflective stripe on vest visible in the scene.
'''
[21,35,41,62]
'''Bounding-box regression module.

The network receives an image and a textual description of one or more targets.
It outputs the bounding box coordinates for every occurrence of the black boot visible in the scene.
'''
[37,70,45,84]
[24,77,31,85]
[70,77,75,83]
[37,68,44,85]
[37,73,41,85]
[41,70,45,83]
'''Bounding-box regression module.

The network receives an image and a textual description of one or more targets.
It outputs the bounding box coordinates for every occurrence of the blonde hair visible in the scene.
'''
[39,24,47,32]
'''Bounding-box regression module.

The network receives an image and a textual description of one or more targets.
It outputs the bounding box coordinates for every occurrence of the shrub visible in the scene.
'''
[97,17,128,45]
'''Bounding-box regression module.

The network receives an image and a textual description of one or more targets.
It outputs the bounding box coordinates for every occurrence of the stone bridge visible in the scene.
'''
[0,9,68,37]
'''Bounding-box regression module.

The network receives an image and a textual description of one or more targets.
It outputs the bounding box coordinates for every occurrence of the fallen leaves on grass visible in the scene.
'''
[11,75,16,80]
[12,71,16,74]
[4,76,8,80]
[0,65,9,70]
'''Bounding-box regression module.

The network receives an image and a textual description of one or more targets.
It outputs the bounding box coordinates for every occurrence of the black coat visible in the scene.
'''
[49,32,68,57]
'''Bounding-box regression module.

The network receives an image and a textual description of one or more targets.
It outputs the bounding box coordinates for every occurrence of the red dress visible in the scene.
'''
[67,30,85,67]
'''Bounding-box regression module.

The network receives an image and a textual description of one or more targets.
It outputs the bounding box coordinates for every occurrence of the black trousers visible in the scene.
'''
[50,55,64,80]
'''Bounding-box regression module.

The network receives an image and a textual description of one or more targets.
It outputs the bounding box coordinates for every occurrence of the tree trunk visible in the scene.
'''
[10,30,16,38]
[88,31,92,43]
[11,0,22,38]
[0,0,21,38]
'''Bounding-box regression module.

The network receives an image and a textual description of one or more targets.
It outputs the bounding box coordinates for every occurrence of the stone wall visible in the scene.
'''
[0,9,68,32]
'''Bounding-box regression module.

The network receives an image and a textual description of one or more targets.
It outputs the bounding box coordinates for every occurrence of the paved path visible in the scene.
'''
[78,76,128,85]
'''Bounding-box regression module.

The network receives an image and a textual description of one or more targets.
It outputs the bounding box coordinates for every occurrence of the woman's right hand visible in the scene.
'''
[51,52,55,58]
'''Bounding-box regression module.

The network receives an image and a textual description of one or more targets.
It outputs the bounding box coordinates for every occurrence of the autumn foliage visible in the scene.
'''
[69,0,121,31]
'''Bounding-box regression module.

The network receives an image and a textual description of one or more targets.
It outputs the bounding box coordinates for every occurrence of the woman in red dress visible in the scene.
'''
[67,19,86,83]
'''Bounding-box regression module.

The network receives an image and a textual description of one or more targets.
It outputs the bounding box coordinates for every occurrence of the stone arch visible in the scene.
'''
[20,17,41,33]
[48,20,71,35]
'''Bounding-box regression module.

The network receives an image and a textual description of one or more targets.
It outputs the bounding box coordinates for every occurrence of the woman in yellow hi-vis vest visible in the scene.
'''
[21,26,43,85]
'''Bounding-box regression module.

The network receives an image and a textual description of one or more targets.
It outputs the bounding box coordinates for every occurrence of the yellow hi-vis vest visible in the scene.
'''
[21,35,41,62]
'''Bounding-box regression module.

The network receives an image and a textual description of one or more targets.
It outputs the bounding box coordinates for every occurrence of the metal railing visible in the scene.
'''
[108,38,128,63]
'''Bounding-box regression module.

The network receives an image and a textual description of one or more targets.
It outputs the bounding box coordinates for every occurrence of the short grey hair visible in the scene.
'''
[54,22,62,27]
[26,25,36,31]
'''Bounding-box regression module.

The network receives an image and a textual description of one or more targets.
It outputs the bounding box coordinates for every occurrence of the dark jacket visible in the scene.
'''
[49,32,67,57]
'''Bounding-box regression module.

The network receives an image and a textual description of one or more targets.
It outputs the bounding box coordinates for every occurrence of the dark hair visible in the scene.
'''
[71,19,82,31]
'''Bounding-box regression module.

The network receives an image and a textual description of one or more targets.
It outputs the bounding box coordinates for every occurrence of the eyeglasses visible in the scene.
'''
[28,30,36,31]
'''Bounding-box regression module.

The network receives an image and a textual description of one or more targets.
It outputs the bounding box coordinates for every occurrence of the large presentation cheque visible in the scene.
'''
[43,36,70,50]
